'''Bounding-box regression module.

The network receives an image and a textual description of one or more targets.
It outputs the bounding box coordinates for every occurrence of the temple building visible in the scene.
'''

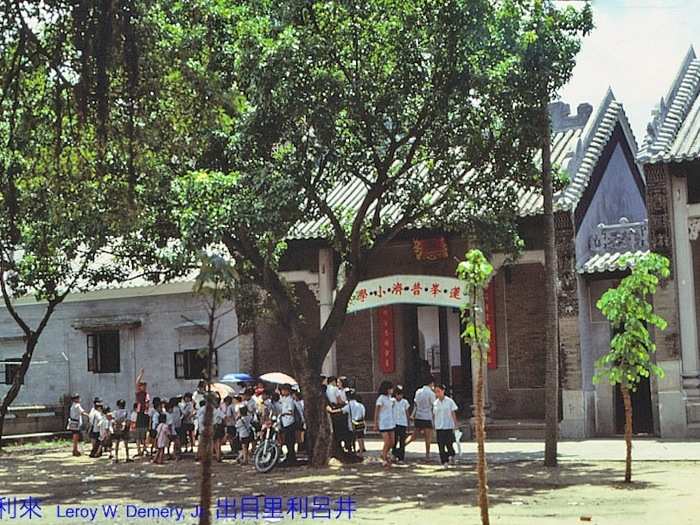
[250,90,649,438]
[638,46,700,438]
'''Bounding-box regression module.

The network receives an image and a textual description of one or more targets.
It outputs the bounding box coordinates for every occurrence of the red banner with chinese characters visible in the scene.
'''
[412,237,449,261]
[485,280,497,369]
[377,306,396,374]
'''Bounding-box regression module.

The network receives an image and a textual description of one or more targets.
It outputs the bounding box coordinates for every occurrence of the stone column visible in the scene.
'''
[672,173,700,432]
[554,211,586,437]
[319,248,337,376]
[646,164,687,436]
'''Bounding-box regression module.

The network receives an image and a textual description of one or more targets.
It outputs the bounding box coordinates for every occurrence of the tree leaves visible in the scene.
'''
[594,253,669,390]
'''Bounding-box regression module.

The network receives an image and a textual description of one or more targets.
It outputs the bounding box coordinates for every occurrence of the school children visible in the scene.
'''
[170,397,183,459]
[88,398,102,456]
[132,401,146,457]
[353,395,367,456]
[88,403,105,458]
[196,400,207,461]
[391,386,411,463]
[112,399,132,463]
[433,384,459,467]
[223,396,238,455]
[181,393,195,453]
[373,381,396,468]
[341,390,366,456]
[154,413,169,465]
[235,405,253,465]
[213,397,225,462]
[149,398,162,456]
[100,408,114,460]
[67,394,88,457]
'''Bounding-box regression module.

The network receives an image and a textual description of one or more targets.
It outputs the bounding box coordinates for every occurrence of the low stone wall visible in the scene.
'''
[4,405,66,436]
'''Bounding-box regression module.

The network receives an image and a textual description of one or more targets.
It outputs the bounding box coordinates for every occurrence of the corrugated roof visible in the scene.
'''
[639,46,700,164]
[291,90,636,239]
[576,250,649,274]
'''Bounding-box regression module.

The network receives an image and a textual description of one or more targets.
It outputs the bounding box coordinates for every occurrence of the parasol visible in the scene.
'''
[259,372,298,386]
[209,382,235,399]
[220,372,255,384]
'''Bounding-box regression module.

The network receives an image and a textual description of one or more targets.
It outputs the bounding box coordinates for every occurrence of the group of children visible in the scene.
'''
[68,380,307,466]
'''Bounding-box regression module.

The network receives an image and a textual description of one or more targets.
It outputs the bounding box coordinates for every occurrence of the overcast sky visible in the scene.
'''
[558,0,700,144]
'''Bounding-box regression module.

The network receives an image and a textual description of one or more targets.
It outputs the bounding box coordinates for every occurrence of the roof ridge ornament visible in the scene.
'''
[548,101,593,132]
[639,45,699,161]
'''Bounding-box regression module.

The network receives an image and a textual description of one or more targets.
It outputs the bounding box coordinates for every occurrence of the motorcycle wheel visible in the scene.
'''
[254,440,279,473]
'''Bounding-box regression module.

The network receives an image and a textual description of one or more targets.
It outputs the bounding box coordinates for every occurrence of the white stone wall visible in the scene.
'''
[0,289,239,410]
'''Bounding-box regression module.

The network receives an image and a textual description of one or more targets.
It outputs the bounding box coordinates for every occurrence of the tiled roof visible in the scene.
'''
[291,90,636,239]
[519,89,636,217]
[576,250,649,274]
[639,46,700,164]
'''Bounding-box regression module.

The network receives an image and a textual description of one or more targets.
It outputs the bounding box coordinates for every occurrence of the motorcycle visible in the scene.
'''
[253,415,286,473]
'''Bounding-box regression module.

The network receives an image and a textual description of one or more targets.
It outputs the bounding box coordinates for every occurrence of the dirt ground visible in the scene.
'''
[0,439,699,524]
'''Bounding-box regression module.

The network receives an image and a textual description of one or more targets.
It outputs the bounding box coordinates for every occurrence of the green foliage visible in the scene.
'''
[457,249,493,357]
[594,252,670,390]
[193,252,238,297]
[0,2,129,305]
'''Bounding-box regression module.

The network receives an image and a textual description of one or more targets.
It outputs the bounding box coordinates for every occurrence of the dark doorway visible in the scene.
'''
[614,377,654,434]
[456,309,473,416]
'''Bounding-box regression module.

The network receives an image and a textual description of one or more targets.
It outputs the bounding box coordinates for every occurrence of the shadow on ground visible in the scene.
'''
[0,442,654,514]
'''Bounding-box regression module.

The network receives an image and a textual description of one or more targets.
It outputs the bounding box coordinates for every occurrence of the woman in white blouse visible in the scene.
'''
[373,380,396,467]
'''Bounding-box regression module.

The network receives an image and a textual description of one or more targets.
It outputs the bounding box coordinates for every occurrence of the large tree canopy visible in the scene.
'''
[113,0,593,465]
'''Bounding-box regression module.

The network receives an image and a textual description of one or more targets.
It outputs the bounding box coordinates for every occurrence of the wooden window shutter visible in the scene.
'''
[87,334,96,372]
[174,352,185,379]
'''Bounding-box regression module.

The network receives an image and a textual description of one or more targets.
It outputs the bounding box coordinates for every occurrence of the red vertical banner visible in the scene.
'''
[485,280,497,369]
[377,306,395,374]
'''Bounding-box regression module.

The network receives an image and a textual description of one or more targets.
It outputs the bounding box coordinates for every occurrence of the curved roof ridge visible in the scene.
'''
[639,46,700,163]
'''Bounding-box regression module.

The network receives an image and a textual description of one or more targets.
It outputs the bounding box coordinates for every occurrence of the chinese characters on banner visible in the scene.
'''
[485,280,497,369]
[377,306,395,374]
[347,275,467,313]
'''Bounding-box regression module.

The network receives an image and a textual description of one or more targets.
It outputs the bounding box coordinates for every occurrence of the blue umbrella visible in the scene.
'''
[220,372,255,383]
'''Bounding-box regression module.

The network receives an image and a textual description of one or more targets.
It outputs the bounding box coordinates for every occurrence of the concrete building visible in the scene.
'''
[637,47,700,438]
[248,91,649,438]
[0,279,242,418]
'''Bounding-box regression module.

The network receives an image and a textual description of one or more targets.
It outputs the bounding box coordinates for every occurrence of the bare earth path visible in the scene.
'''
[0,438,698,524]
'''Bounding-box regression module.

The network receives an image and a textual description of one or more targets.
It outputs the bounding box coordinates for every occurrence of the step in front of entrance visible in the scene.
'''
[485,419,545,440]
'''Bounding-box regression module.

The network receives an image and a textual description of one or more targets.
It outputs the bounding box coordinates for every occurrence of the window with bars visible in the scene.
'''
[174,348,218,380]
[87,331,121,373]
[2,358,23,385]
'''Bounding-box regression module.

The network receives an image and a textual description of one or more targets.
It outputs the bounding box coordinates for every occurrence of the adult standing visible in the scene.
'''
[433,384,459,467]
[67,394,88,457]
[405,377,436,459]
[373,381,396,467]
[278,384,297,465]
[134,368,150,457]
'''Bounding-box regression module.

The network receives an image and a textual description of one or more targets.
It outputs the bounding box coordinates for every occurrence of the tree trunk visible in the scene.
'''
[475,349,490,525]
[198,395,214,525]
[287,327,332,467]
[542,106,559,468]
[0,337,36,449]
[620,384,633,483]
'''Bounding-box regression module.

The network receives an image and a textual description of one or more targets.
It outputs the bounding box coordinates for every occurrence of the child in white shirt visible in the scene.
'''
[212,402,225,462]
[391,386,411,462]
[113,399,131,463]
[235,406,253,464]
[154,413,168,465]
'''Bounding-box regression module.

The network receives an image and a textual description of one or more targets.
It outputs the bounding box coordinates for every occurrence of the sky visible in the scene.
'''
[558,0,700,143]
